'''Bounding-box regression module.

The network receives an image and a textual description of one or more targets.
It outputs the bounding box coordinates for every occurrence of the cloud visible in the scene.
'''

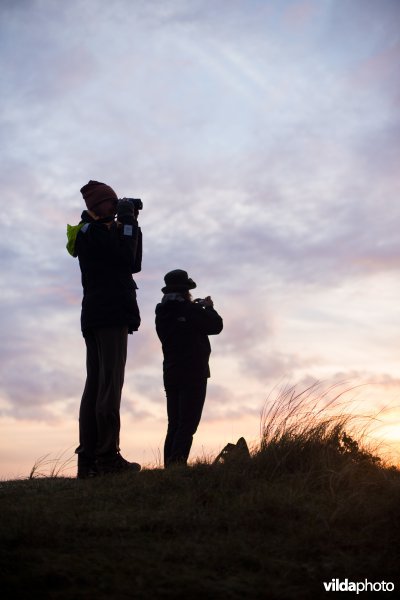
[0,0,399,443]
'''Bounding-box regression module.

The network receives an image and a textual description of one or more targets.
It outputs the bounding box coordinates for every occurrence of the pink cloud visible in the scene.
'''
[283,0,317,29]
[352,41,400,88]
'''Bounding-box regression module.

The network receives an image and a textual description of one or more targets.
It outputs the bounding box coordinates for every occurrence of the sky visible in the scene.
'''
[1,0,399,478]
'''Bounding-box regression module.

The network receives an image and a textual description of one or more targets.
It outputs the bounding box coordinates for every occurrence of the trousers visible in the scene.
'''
[164,379,208,467]
[76,326,128,459]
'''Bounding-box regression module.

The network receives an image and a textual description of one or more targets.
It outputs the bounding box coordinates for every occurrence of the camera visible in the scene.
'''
[119,198,143,211]
[194,298,206,306]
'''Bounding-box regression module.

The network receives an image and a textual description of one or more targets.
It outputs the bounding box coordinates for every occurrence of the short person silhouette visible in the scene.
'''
[155,270,223,467]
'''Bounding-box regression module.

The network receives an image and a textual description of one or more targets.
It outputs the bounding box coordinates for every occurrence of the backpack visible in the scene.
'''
[213,437,250,465]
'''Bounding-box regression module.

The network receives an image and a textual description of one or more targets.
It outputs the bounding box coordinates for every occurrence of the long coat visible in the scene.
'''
[70,211,142,335]
[155,294,223,386]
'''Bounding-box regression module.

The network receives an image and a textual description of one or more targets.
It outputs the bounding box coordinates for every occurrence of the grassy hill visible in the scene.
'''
[1,386,399,599]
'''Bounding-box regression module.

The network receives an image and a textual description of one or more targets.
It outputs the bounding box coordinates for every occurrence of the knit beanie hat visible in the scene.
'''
[80,180,118,211]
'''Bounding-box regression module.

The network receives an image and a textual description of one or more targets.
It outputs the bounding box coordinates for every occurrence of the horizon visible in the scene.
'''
[1,0,399,479]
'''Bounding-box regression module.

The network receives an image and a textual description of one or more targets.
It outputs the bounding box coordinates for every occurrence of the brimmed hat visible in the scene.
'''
[80,180,118,211]
[162,269,197,294]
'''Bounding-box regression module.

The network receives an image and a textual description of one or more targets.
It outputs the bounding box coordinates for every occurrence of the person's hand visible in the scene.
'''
[117,199,136,224]
[203,296,214,308]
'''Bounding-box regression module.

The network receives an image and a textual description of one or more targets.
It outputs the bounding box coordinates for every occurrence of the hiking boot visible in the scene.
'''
[77,455,98,479]
[96,452,141,475]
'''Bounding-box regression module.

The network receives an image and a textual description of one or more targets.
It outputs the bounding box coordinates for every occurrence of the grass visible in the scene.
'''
[28,449,76,479]
[0,383,399,599]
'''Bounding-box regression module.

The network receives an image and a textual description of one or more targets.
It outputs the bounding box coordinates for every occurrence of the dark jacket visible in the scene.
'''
[155,294,223,386]
[70,211,142,335]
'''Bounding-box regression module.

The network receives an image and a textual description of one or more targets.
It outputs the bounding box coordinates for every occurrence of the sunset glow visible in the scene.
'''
[1,0,399,479]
